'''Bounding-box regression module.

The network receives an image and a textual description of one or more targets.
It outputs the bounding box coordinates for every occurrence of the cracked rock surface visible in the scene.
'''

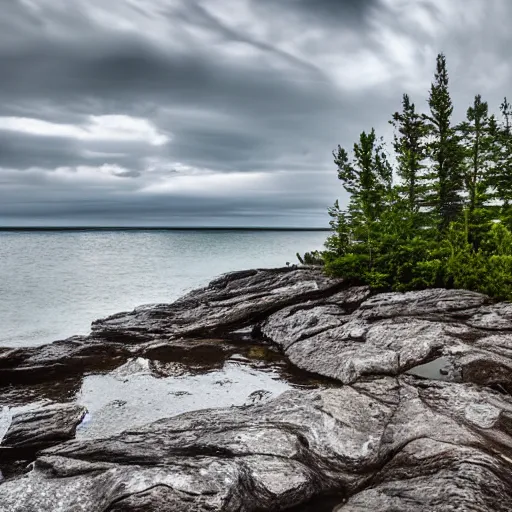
[1,267,512,511]
[261,286,512,391]
[1,403,86,450]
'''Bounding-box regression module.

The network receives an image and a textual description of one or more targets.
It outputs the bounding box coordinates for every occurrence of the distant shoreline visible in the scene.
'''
[0,227,330,232]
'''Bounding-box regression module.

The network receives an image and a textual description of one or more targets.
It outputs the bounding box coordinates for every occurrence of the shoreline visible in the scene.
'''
[1,266,511,511]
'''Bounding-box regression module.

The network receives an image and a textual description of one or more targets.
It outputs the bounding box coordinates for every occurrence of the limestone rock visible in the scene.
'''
[1,378,511,511]
[261,286,512,391]
[91,267,346,341]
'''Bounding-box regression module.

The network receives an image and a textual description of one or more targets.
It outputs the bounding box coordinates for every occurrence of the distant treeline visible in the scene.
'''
[299,53,512,299]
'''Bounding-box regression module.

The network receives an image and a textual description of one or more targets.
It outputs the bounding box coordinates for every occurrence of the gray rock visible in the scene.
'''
[1,377,511,511]
[467,302,512,330]
[358,287,489,319]
[2,268,512,511]
[0,336,130,387]
[261,287,512,391]
[91,267,346,340]
[1,403,86,450]
[335,439,512,511]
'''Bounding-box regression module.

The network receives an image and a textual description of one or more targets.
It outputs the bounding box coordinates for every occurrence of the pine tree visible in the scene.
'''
[501,97,511,135]
[332,128,392,269]
[334,129,392,224]
[324,199,351,256]
[458,95,498,249]
[458,95,492,215]
[495,97,512,226]
[390,94,427,213]
[317,53,512,300]
[424,53,464,233]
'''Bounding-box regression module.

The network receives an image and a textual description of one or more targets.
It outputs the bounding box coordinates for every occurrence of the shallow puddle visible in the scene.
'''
[0,339,331,443]
[407,356,455,381]
[76,356,298,439]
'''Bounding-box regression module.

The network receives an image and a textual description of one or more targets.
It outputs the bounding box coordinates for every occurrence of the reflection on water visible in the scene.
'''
[406,356,454,381]
[0,340,343,509]
[76,357,293,439]
[0,339,332,443]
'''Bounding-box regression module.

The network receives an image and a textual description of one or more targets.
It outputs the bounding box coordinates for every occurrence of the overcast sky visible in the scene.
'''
[0,0,510,227]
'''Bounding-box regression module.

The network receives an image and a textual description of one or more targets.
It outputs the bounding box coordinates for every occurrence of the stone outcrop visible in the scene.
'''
[261,286,512,392]
[91,267,346,340]
[0,266,512,511]
[1,403,86,450]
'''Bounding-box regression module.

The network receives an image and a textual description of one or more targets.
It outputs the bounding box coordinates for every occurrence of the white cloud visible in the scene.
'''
[0,115,169,146]
[140,169,267,196]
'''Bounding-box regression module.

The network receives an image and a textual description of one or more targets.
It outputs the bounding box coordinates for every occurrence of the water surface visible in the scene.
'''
[0,337,331,442]
[0,230,326,347]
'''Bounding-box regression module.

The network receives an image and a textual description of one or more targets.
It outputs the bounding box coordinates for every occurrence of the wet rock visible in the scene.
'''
[1,403,86,450]
[91,267,346,340]
[245,389,273,405]
[261,287,512,391]
[335,440,512,512]
[467,302,512,330]
[2,268,512,510]
[358,287,489,319]
[0,336,129,387]
[1,377,512,511]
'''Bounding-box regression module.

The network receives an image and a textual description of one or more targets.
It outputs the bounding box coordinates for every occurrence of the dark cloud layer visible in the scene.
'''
[0,0,511,226]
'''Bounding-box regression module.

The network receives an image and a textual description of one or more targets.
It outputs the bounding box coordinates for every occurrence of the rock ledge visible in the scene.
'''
[0,267,511,511]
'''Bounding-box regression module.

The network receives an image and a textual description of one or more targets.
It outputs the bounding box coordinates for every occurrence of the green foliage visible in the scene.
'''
[423,53,465,233]
[334,128,392,224]
[296,250,324,266]
[331,128,393,271]
[494,97,512,227]
[325,200,351,256]
[306,52,512,301]
[390,93,427,212]
[458,95,493,211]
[441,222,512,299]
[325,253,369,283]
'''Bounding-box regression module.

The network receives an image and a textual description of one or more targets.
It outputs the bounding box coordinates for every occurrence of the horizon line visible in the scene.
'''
[0,226,331,232]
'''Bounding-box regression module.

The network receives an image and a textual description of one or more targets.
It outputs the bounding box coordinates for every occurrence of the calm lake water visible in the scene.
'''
[0,230,327,348]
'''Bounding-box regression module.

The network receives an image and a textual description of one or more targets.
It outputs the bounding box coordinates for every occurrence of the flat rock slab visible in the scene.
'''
[0,377,511,511]
[261,287,512,391]
[1,403,86,450]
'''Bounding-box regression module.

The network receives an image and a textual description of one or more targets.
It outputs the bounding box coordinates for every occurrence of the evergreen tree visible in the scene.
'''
[424,53,464,233]
[495,97,512,225]
[333,128,392,225]
[458,95,491,214]
[327,129,392,277]
[501,97,511,134]
[457,95,495,248]
[324,199,351,256]
[390,94,427,214]
[302,52,512,301]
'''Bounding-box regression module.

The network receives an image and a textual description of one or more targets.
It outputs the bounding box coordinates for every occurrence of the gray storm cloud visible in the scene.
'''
[0,0,510,226]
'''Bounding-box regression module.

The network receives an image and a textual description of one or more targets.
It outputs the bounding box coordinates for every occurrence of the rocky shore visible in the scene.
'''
[1,266,512,511]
